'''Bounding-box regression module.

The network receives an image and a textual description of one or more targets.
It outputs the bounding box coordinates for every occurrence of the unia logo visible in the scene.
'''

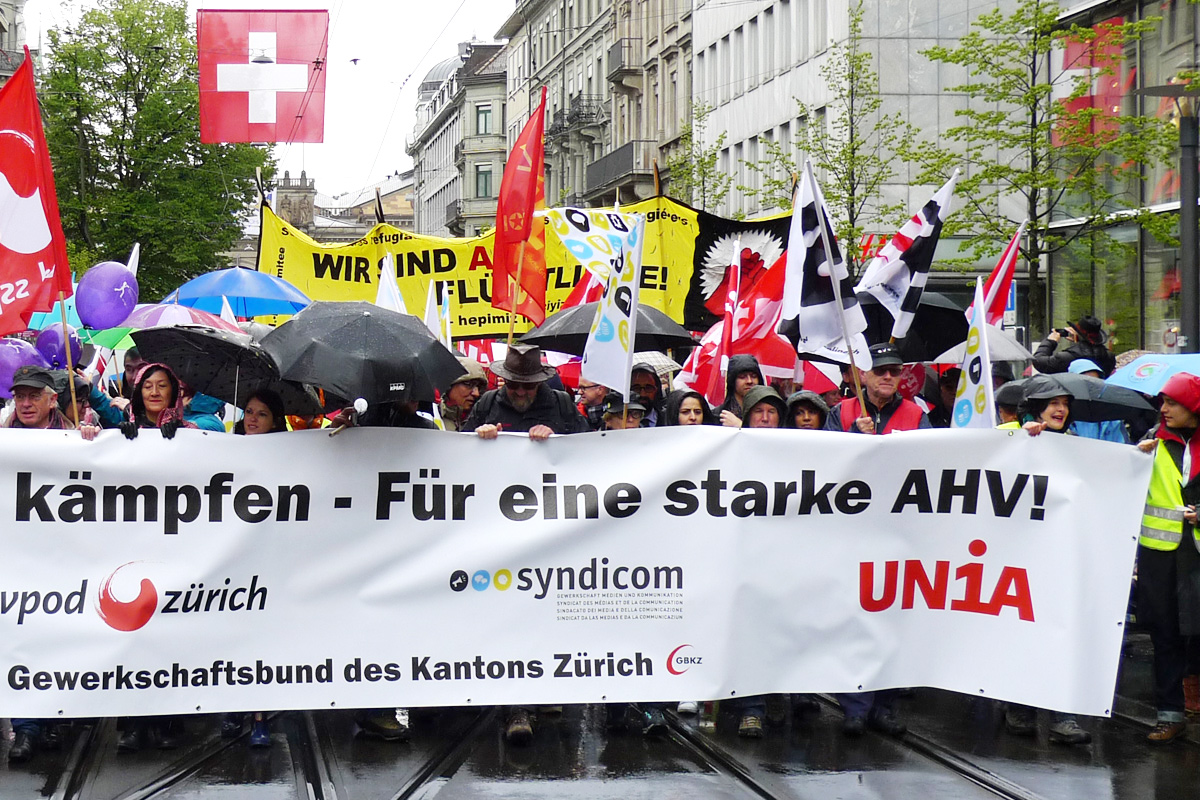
[96,562,157,632]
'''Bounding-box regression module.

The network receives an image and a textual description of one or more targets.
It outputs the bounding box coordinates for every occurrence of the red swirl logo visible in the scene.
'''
[96,563,157,632]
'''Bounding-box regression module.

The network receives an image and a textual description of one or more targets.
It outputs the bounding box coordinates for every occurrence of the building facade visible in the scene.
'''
[0,0,27,85]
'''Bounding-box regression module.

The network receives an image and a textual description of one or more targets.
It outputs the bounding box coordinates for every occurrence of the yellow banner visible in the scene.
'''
[257,199,788,339]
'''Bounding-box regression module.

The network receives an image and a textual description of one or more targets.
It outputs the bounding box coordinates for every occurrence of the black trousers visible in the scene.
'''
[1137,546,1191,716]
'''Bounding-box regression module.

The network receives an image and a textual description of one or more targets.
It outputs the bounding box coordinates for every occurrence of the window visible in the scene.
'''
[476,163,493,198]
[476,103,492,135]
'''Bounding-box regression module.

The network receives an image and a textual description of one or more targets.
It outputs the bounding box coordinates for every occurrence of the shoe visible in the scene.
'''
[7,729,34,763]
[1048,719,1092,745]
[867,709,907,737]
[791,694,821,715]
[737,714,763,738]
[249,717,271,748]
[356,710,410,741]
[642,708,667,736]
[1004,708,1037,737]
[505,709,533,746]
[1147,720,1187,744]
[676,701,699,716]
[221,713,243,739]
[842,716,866,737]
[40,724,62,752]
[1185,675,1200,717]
[116,721,145,753]
[605,704,635,733]
[765,694,788,726]
[150,721,179,750]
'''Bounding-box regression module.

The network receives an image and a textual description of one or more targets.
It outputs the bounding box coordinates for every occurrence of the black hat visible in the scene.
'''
[1075,315,1107,344]
[995,380,1025,409]
[490,344,558,383]
[10,365,56,393]
[603,391,646,415]
[869,343,904,369]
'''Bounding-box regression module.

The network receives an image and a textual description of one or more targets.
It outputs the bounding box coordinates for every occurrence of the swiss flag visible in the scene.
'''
[197,10,328,144]
[0,49,71,335]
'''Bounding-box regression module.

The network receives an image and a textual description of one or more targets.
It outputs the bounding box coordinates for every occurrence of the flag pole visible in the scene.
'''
[58,291,80,427]
[506,241,528,346]
[805,167,867,411]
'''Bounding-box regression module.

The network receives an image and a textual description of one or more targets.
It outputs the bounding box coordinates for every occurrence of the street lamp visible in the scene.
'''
[1139,80,1198,353]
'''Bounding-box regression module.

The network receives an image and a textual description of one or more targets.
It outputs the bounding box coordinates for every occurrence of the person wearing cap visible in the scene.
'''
[466,344,588,441]
[925,367,961,428]
[1032,315,1116,377]
[824,343,931,435]
[601,392,646,430]
[717,354,765,427]
[4,366,101,765]
[1064,359,1129,443]
[994,380,1024,425]
[440,356,488,432]
[1134,371,1200,743]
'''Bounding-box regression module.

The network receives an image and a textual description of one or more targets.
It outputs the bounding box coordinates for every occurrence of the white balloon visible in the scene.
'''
[353,398,368,414]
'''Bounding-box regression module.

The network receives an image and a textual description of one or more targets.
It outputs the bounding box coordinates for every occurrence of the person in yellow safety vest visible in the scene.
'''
[1136,371,1200,743]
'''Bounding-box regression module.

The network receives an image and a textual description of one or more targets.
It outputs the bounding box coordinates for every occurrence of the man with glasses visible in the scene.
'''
[576,379,608,431]
[824,343,930,434]
[468,344,588,442]
[628,363,664,427]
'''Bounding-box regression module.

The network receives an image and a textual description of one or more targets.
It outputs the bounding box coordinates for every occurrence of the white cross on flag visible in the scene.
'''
[197,10,328,143]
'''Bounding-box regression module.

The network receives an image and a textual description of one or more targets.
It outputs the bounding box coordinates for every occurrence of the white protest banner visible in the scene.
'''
[546,208,645,400]
[0,426,1149,718]
[953,277,998,428]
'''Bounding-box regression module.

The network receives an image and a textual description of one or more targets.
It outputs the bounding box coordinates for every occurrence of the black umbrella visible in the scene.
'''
[260,301,465,405]
[518,302,696,355]
[1048,372,1157,424]
[859,291,969,363]
[131,324,325,415]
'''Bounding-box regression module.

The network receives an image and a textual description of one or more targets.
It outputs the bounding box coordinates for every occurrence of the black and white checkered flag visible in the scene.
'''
[778,161,867,356]
[855,170,958,339]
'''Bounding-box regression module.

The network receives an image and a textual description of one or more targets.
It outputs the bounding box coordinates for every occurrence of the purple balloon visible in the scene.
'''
[76,261,139,329]
[35,323,82,370]
[0,338,49,399]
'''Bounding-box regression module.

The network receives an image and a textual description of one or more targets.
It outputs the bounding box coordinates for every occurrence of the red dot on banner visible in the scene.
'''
[0,130,39,197]
[968,539,987,558]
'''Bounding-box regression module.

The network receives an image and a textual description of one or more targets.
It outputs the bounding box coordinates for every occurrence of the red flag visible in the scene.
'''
[968,221,1026,327]
[0,50,71,334]
[491,87,548,325]
[197,10,328,144]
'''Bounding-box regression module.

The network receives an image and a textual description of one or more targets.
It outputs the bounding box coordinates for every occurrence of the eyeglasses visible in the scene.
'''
[871,366,904,377]
[507,381,538,391]
[630,383,657,392]
[578,383,602,391]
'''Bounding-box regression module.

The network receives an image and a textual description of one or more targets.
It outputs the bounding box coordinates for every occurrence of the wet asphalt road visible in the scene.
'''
[1,641,1196,799]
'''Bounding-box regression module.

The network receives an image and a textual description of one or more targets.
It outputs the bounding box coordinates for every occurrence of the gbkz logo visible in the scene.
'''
[667,644,701,675]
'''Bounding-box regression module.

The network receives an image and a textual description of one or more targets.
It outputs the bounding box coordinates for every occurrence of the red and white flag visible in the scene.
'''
[197,10,329,144]
[0,50,71,335]
[968,221,1027,327]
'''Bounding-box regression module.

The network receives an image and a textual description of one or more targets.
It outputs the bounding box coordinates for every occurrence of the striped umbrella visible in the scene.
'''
[81,304,242,349]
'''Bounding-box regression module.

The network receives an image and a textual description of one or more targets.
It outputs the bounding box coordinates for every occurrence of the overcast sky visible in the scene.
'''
[25,0,517,199]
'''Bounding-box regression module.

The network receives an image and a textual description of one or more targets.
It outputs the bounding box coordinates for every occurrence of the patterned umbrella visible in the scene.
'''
[81,304,241,349]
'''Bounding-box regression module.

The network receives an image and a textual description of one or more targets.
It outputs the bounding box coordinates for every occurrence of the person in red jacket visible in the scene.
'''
[824,343,931,434]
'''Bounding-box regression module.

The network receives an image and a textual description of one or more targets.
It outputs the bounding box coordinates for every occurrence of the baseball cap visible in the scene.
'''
[10,365,56,393]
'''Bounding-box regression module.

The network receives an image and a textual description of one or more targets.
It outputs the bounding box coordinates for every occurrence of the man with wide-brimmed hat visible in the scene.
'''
[466,344,587,441]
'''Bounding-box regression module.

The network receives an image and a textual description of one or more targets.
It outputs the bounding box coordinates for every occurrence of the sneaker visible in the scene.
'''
[1147,720,1187,744]
[221,713,243,739]
[116,722,145,753]
[867,709,907,737]
[356,710,409,741]
[249,716,271,748]
[737,714,763,738]
[642,708,667,736]
[1048,719,1091,745]
[505,709,534,746]
[842,716,866,737]
[676,701,699,716]
[1004,707,1037,737]
[7,729,34,763]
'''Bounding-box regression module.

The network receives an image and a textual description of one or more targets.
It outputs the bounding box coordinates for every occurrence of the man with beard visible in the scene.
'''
[440,357,488,432]
[629,363,664,427]
[467,344,588,439]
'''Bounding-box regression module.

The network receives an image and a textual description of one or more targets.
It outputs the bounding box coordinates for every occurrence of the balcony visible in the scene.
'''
[0,48,26,78]
[568,94,604,125]
[607,38,642,89]
[586,140,656,197]
[454,141,465,165]
[445,199,463,232]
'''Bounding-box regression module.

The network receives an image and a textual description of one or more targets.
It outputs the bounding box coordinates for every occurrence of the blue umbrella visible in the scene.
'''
[166,267,311,317]
[1105,353,1200,396]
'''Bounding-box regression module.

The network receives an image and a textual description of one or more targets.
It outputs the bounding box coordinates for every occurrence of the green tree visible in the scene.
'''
[42,0,273,299]
[910,0,1174,334]
[664,100,731,212]
[742,1,914,277]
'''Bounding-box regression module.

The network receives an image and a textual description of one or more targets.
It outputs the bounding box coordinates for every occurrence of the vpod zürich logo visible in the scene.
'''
[96,562,158,632]
[94,563,269,632]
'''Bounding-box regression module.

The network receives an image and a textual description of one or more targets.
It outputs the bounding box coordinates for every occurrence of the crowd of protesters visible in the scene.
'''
[2,313,1198,763]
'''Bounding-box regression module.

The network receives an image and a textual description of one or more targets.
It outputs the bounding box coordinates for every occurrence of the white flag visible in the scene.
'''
[546,208,646,401]
[952,278,997,429]
[778,160,867,356]
[374,254,408,314]
[423,283,451,348]
[219,295,237,324]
